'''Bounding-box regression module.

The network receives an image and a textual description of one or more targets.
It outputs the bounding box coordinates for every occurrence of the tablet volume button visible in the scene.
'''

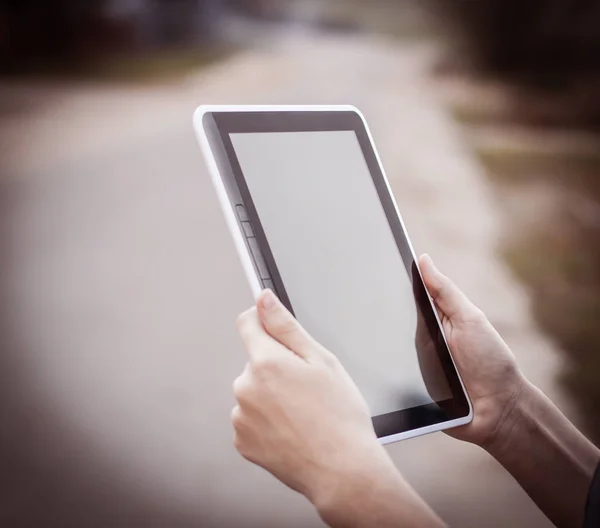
[247,237,271,280]
[235,204,249,221]
[241,221,254,238]
[236,204,270,281]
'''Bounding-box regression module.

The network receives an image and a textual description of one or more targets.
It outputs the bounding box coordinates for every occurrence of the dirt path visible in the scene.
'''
[0,32,569,527]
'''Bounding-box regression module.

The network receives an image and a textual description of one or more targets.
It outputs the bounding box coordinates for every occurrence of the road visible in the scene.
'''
[0,31,569,527]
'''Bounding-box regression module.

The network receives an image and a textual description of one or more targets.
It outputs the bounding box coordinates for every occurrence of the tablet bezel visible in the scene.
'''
[194,105,472,444]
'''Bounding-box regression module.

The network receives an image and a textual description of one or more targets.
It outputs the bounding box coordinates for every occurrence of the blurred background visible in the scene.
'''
[1,1,599,526]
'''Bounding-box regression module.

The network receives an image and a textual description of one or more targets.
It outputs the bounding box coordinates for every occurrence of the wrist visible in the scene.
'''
[483,377,537,457]
[307,443,400,520]
[310,444,445,528]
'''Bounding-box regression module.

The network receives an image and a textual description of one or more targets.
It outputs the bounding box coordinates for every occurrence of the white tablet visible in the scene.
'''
[193,105,472,444]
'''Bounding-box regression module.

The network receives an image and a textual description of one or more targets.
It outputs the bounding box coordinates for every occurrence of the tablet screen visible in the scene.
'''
[229,130,452,417]
[207,110,470,435]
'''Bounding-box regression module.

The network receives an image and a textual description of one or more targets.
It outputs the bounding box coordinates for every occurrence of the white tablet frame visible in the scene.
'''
[193,105,473,444]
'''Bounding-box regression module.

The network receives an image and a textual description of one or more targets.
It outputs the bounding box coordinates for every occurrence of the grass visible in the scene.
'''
[477,145,600,442]
[504,224,600,440]
[82,47,231,81]
[447,80,600,441]
[477,147,600,190]
[311,0,438,41]
[450,102,510,127]
[0,46,233,83]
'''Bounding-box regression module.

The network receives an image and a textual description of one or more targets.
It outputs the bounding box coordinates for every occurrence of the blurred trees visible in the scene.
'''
[224,0,274,16]
[429,0,600,443]
[0,0,226,73]
[430,0,600,128]
[0,1,105,68]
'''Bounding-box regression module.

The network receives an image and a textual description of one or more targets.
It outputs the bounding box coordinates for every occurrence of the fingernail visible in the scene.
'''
[423,254,433,266]
[261,289,277,310]
[423,254,439,273]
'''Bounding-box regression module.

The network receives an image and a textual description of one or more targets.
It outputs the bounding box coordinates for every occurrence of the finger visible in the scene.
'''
[231,405,243,429]
[241,361,250,376]
[236,307,284,361]
[419,254,482,323]
[233,369,250,402]
[257,289,322,361]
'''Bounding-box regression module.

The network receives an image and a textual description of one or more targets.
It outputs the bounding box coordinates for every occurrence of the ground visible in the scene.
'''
[0,30,572,527]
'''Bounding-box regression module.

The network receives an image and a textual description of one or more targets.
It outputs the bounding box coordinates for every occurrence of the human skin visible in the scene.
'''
[232,255,600,527]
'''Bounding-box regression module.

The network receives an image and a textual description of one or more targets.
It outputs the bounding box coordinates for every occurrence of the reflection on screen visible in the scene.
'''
[230,131,451,416]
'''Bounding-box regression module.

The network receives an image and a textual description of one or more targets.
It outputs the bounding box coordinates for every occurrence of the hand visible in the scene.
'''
[418,254,526,448]
[419,256,600,528]
[233,291,444,527]
[232,290,398,505]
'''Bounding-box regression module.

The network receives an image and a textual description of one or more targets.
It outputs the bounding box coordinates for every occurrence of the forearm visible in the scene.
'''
[310,448,445,528]
[485,379,600,528]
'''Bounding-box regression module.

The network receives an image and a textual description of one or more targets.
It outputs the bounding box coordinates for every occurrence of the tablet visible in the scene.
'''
[193,105,472,444]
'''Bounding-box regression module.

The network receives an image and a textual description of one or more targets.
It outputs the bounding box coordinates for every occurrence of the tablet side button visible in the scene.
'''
[235,204,249,222]
[247,237,271,280]
[241,221,254,238]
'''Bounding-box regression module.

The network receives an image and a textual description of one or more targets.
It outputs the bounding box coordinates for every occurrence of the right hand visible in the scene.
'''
[419,254,526,448]
[233,290,394,504]
[233,290,445,527]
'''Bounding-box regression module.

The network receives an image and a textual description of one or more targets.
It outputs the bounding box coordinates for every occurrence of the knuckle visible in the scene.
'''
[235,313,246,331]
[474,306,487,321]
[327,353,341,369]
[231,405,242,426]
[233,431,243,452]
[236,308,255,334]
[271,317,298,339]
[233,432,251,461]
[320,348,339,367]
[233,374,250,402]
[252,355,281,376]
[432,281,446,299]
[467,305,487,324]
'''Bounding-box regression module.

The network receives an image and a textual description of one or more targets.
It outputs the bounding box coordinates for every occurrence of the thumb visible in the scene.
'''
[257,289,319,361]
[419,254,482,323]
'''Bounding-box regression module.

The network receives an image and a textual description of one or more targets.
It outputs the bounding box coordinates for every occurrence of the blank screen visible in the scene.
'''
[230,130,451,416]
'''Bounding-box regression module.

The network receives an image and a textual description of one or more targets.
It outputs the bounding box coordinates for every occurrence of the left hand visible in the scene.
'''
[232,289,396,505]
[417,255,525,448]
